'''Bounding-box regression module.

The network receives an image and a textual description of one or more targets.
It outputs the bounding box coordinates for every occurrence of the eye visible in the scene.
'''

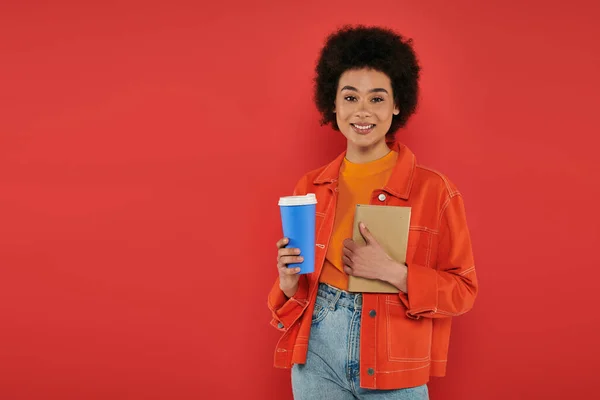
[344,96,357,102]
[371,97,384,103]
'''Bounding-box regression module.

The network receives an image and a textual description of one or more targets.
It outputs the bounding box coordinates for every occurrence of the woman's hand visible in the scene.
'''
[276,237,303,298]
[342,222,408,293]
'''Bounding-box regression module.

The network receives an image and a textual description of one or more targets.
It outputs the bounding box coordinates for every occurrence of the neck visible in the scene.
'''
[345,139,391,164]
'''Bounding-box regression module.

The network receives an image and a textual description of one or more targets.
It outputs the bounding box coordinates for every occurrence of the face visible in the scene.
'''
[335,68,399,154]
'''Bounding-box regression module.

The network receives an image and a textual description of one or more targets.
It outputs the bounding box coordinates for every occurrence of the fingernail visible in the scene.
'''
[296,268,301,272]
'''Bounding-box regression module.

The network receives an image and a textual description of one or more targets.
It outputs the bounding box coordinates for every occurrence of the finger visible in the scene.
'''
[343,265,353,275]
[278,247,301,258]
[276,237,289,249]
[342,254,353,267]
[280,266,301,275]
[278,255,304,267]
[359,222,377,246]
[342,246,353,258]
[343,238,356,251]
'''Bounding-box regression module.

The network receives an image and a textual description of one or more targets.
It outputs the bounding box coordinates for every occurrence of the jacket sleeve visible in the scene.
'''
[268,275,310,331]
[403,193,478,319]
[267,174,311,331]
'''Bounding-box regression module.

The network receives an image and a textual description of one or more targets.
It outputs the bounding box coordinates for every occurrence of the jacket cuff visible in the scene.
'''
[268,275,309,330]
[405,263,438,319]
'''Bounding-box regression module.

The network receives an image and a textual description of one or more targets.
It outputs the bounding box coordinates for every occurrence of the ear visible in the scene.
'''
[393,105,400,116]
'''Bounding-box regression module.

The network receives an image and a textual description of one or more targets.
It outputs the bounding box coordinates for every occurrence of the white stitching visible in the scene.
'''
[400,155,416,199]
[436,308,469,317]
[438,196,452,229]
[417,166,459,197]
[303,193,336,325]
[460,266,476,276]
[409,226,439,235]
[405,307,437,315]
[389,356,431,362]
[386,299,392,359]
[377,363,431,373]
[386,301,432,362]
[426,232,433,268]
[374,295,378,385]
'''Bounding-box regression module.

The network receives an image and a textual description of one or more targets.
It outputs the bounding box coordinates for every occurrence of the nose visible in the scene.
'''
[355,110,371,118]
[354,99,372,118]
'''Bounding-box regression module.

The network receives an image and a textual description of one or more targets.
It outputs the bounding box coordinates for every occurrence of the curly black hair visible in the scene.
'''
[314,25,421,139]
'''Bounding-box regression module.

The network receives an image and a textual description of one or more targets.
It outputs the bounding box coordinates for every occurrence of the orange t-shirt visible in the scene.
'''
[319,150,398,290]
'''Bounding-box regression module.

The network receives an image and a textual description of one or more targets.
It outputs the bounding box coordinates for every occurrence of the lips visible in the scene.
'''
[351,123,376,135]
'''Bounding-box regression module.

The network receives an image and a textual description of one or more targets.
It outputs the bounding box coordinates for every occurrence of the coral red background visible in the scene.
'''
[1,1,599,399]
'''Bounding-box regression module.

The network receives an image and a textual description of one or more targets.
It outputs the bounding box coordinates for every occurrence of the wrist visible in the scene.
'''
[381,260,408,293]
[281,284,298,299]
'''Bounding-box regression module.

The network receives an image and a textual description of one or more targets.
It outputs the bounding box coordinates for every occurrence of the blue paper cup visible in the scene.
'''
[278,194,317,274]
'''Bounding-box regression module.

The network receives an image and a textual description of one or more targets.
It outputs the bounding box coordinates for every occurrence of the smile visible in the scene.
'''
[351,123,376,134]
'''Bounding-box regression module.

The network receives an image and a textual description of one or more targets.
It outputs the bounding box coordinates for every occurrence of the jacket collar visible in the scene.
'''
[313,141,416,200]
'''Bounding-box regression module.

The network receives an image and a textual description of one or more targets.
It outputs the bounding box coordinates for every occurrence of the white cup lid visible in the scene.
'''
[278,193,317,206]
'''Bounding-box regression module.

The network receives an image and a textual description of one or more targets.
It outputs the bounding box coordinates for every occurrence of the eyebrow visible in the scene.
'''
[340,85,389,94]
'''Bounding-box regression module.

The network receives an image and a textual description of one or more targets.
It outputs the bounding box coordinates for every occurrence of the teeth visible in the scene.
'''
[353,124,373,130]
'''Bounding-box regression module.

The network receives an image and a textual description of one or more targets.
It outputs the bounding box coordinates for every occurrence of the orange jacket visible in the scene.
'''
[268,141,478,390]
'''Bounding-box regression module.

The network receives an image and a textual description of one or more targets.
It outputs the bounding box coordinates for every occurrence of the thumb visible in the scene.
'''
[359,222,378,246]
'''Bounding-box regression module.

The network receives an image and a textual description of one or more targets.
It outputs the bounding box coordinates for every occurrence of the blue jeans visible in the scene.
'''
[291,283,429,400]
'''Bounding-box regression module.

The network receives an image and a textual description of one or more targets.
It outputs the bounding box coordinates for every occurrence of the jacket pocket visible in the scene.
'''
[385,297,432,362]
[407,227,435,268]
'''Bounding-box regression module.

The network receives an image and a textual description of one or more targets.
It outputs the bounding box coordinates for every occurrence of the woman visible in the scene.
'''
[268,25,478,399]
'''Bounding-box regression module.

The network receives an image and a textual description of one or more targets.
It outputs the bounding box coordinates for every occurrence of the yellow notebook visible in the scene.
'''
[347,204,411,293]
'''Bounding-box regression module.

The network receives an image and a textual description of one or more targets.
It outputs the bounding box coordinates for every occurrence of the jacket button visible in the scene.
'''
[378,193,386,202]
[369,309,376,318]
[367,368,375,376]
[277,322,284,329]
